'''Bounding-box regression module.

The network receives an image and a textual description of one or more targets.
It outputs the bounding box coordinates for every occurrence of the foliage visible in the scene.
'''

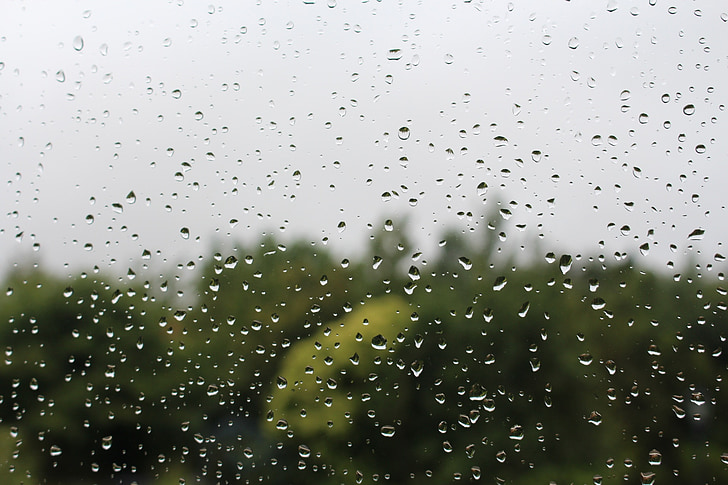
[0,224,726,484]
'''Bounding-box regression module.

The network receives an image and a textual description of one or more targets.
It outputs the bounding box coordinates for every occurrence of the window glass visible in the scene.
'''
[1,2,726,484]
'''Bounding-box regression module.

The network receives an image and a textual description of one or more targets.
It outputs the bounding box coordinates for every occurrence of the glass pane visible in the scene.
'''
[1,2,726,484]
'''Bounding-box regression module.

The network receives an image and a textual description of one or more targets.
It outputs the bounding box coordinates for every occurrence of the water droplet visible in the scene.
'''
[172,89,182,99]
[444,53,454,64]
[588,411,602,426]
[206,385,219,396]
[398,127,410,140]
[180,227,190,239]
[639,113,649,124]
[517,301,530,318]
[50,445,63,456]
[637,242,650,256]
[559,254,572,274]
[683,104,695,115]
[380,425,396,437]
[102,436,113,450]
[73,36,84,51]
[509,425,524,440]
[371,334,387,350]
[578,353,593,365]
[56,70,65,82]
[224,255,238,268]
[477,182,488,197]
[493,276,507,291]
[337,221,346,233]
[276,376,287,389]
[384,219,394,231]
[387,49,402,60]
[372,256,383,270]
[410,360,424,377]
[647,449,662,465]
[591,298,606,310]
[458,257,472,270]
[125,191,136,204]
[494,135,509,147]
[568,37,580,49]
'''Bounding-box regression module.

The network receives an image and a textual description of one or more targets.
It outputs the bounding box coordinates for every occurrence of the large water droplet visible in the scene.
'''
[380,425,396,437]
[371,334,387,350]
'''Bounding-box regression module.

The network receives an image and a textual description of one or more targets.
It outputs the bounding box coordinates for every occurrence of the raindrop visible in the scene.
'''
[493,276,507,291]
[578,353,593,365]
[559,254,572,274]
[387,49,402,60]
[125,191,136,204]
[410,360,424,377]
[50,445,63,456]
[509,425,524,440]
[647,449,662,465]
[588,411,602,426]
[458,257,472,270]
[56,70,65,82]
[276,376,288,389]
[371,334,387,350]
[477,182,488,197]
[380,425,396,437]
[102,436,112,450]
[172,89,182,99]
[73,36,84,51]
[568,37,580,49]
[398,127,410,140]
[444,53,454,64]
[683,104,695,115]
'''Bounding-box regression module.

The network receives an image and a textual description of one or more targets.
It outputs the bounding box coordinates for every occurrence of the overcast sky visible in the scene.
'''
[1,0,726,278]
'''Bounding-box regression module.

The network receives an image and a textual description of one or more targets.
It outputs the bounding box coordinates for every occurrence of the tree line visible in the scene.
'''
[0,219,726,484]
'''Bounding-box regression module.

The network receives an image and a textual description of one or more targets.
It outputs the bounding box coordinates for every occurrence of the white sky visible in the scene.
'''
[1,0,726,278]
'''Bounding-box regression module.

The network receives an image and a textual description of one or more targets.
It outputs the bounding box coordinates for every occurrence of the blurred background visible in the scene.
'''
[0,1,726,483]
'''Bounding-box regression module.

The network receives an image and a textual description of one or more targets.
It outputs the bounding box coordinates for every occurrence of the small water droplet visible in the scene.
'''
[568,37,580,49]
[683,104,695,115]
[50,445,63,456]
[172,89,182,99]
[180,227,190,239]
[73,36,84,51]
[398,126,410,140]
